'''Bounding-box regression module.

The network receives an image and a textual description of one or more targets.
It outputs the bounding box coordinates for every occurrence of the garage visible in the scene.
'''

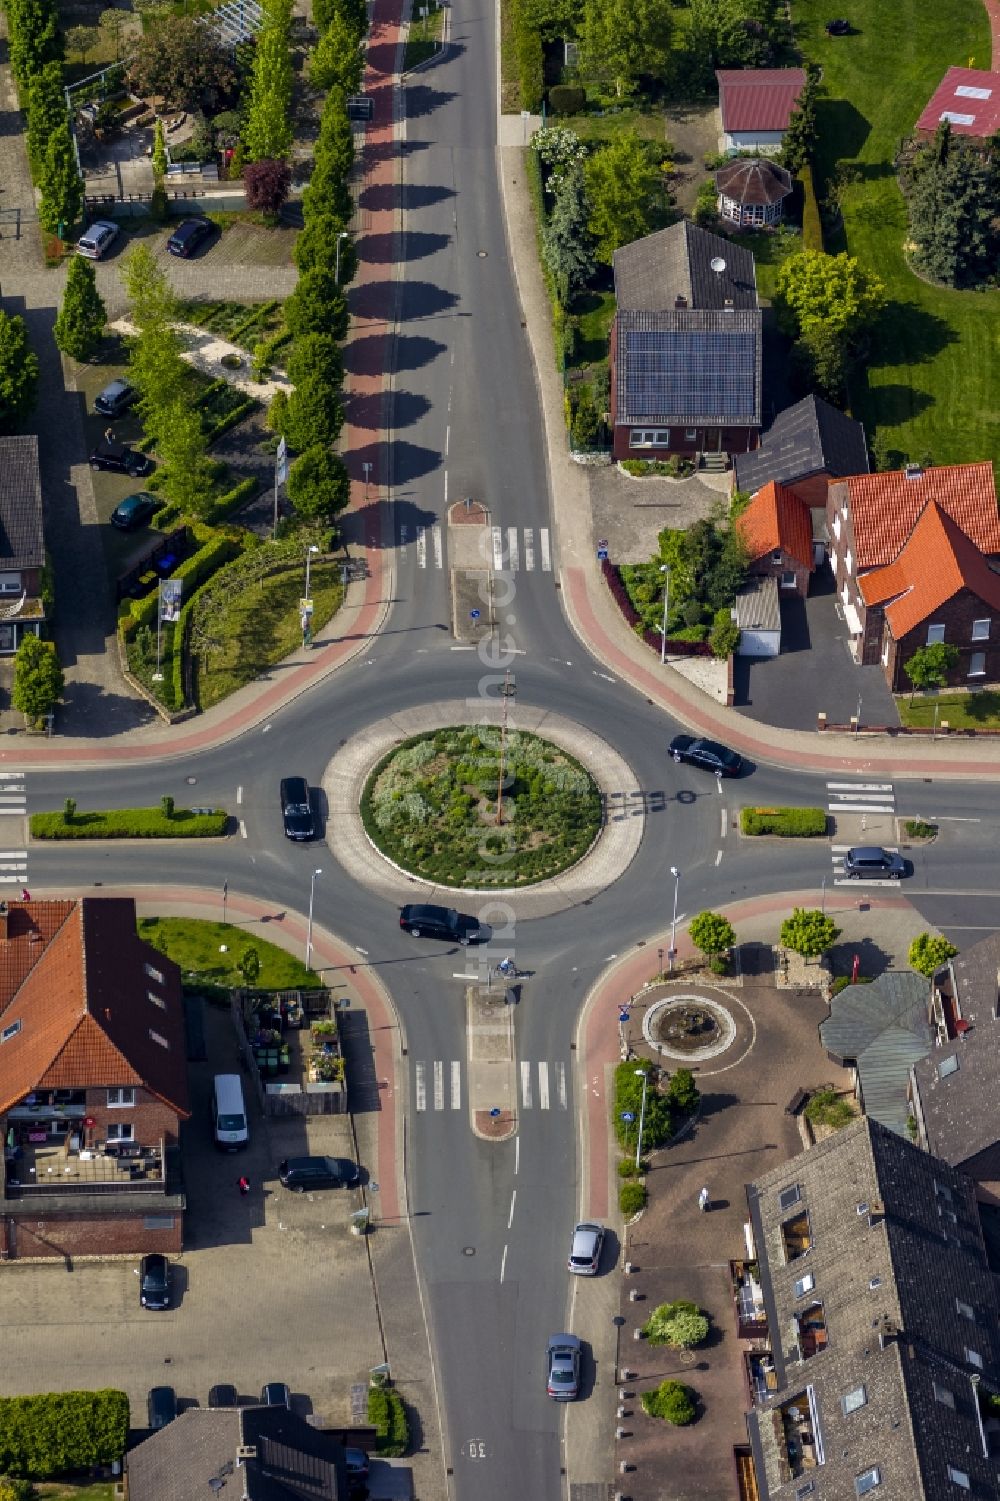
[735,576,780,657]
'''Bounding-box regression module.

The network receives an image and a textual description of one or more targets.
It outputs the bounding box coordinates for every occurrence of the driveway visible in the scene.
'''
[590,464,729,565]
[732,565,900,731]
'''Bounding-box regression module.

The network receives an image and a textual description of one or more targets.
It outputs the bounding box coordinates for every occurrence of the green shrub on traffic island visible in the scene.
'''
[741,806,827,836]
[643,1300,709,1349]
[31,807,227,839]
[641,1380,697,1425]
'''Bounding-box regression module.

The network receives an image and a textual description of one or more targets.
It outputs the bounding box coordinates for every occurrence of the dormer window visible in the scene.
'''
[1,1019,21,1043]
[148,990,166,1010]
[144,963,165,984]
[149,1029,169,1049]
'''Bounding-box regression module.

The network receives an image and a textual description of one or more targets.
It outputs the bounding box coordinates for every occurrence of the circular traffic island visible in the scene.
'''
[361,726,602,888]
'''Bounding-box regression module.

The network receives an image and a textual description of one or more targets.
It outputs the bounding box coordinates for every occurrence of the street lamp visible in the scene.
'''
[362,460,372,501]
[305,868,322,970]
[668,865,680,972]
[659,564,670,665]
[634,1067,649,1170]
[335,230,349,284]
[304,543,319,599]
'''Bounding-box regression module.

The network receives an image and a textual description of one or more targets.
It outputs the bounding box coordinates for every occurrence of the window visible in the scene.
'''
[684,428,698,442]
[972,619,990,641]
[147,989,166,1010]
[778,1184,801,1212]
[829,547,838,573]
[935,1180,953,1201]
[927,624,946,645]
[842,1385,867,1415]
[107,1086,135,1107]
[143,1214,175,1231]
[629,428,670,448]
[796,1485,817,1499]
[772,550,783,564]
[781,571,796,588]
[956,1298,975,1320]
[856,1469,881,1495]
[149,1028,169,1049]
[947,1468,970,1490]
[938,1054,960,1078]
[965,1347,984,1370]
[969,652,986,678]
[856,1202,869,1216]
[845,549,853,575]
[144,963,164,984]
[1,1019,21,1044]
[794,1273,815,1298]
[869,1276,882,1291]
[106,1122,134,1141]
[0,572,22,595]
[933,1382,955,1408]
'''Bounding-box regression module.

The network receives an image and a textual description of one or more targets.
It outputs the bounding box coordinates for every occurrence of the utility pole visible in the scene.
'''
[495,669,516,825]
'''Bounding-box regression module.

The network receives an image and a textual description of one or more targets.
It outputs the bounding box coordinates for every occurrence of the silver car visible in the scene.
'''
[546,1334,581,1401]
[568,1221,604,1275]
[76,219,119,259]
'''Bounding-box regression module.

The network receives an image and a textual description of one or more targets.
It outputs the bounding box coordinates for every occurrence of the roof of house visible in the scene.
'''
[858,500,1000,640]
[733,574,780,633]
[915,65,1000,137]
[613,221,758,313]
[747,1117,1000,1500]
[734,393,869,494]
[830,461,1000,571]
[715,157,793,205]
[736,481,814,570]
[615,308,762,427]
[125,1405,349,1501]
[0,898,189,1117]
[0,436,45,571]
[911,932,1000,1170]
[820,971,933,1138]
[716,68,807,133]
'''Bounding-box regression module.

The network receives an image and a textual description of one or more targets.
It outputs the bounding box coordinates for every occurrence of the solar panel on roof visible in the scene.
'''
[623,329,757,421]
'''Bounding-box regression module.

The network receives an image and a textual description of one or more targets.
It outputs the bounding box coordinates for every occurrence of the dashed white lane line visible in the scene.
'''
[540,528,552,571]
[520,1060,532,1110]
[433,1060,444,1111]
[451,1060,461,1110]
[433,524,443,569]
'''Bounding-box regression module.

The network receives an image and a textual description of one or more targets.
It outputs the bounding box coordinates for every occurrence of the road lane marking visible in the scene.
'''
[507,526,519,571]
[721,808,727,837]
[433,524,443,569]
[520,1060,532,1109]
[555,1063,567,1109]
[715,849,723,865]
[538,1061,550,1111]
[236,786,243,805]
[540,528,552,570]
[451,1060,461,1109]
[524,528,535,570]
[514,1136,519,1174]
[827,782,893,791]
[491,527,504,570]
[415,1063,426,1112]
[500,1244,507,1283]
[416,525,427,569]
[508,1190,516,1229]
[433,1060,444,1110]
[239,820,247,839]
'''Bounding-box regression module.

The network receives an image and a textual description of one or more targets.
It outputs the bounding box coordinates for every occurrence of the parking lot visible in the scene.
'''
[0,1004,384,1426]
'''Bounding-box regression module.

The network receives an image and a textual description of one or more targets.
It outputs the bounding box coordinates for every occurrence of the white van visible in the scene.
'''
[212,1073,249,1151]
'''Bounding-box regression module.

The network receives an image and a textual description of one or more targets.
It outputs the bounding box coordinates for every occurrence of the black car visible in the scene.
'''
[399,903,486,945]
[260,1382,292,1410]
[280,776,315,841]
[139,1252,171,1310]
[279,1155,361,1192]
[167,218,214,258]
[90,437,152,478]
[843,846,907,880]
[826,17,850,33]
[147,1385,177,1430]
[111,492,158,532]
[208,1383,239,1408]
[94,378,136,418]
[668,734,743,777]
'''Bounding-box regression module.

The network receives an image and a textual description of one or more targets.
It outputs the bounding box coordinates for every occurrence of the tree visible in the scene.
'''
[644,1300,709,1348]
[127,15,236,110]
[905,132,998,289]
[791,323,848,405]
[12,635,63,726]
[287,332,345,393]
[584,131,658,263]
[243,157,292,218]
[688,910,735,958]
[908,933,958,978]
[781,67,819,175]
[284,270,349,342]
[6,0,62,87]
[775,250,887,349]
[641,1380,697,1425]
[0,310,39,430]
[238,945,261,987]
[902,641,959,702]
[579,0,673,97]
[98,7,127,59]
[687,0,775,71]
[614,1060,671,1149]
[709,613,740,659]
[313,0,367,32]
[121,241,180,332]
[285,377,344,453]
[65,24,99,61]
[286,445,350,520]
[309,11,365,94]
[243,0,294,161]
[156,401,216,514]
[665,1067,699,1114]
[780,907,840,961]
[38,119,82,235]
[151,117,168,181]
[26,60,66,179]
[293,214,357,282]
[302,154,353,222]
[53,254,107,361]
[541,165,594,305]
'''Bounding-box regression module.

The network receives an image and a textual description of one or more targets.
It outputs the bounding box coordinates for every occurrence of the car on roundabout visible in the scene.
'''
[399,904,487,945]
[668,734,743,777]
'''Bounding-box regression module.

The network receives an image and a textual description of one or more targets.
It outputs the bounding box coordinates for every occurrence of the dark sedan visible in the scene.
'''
[139,1252,170,1310]
[208,1383,239,1408]
[147,1385,177,1429]
[668,734,743,777]
[94,378,136,418]
[90,437,152,478]
[279,1155,360,1192]
[167,218,214,257]
[399,903,487,945]
[111,492,158,532]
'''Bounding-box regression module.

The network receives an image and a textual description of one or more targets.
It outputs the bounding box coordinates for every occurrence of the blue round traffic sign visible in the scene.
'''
[620,1111,635,1123]
[470,609,481,620]
[619,1009,631,1023]
[489,1107,501,1119]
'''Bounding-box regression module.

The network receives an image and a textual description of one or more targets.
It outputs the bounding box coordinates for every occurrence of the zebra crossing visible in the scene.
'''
[414,1059,569,1112]
[491,526,552,573]
[0,771,28,888]
[827,779,898,884]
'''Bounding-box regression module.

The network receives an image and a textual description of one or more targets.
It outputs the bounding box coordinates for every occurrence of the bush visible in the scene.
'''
[31,807,227,839]
[644,1300,709,1349]
[614,1061,671,1150]
[905,819,937,839]
[830,974,871,996]
[710,616,740,658]
[0,1390,129,1478]
[642,1380,696,1425]
[0,1477,33,1501]
[617,1157,646,1177]
[908,932,958,978]
[799,164,823,251]
[619,1180,647,1216]
[804,1088,855,1130]
[367,1386,408,1458]
[549,84,585,115]
[740,806,827,837]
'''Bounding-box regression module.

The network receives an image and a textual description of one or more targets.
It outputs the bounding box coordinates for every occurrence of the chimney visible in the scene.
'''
[236,1445,257,1463]
[904,463,923,480]
[724,298,734,309]
[674,295,687,308]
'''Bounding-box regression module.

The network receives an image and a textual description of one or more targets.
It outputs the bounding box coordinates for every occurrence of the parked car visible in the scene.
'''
[94,378,136,418]
[89,437,152,478]
[139,1252,171,1310]
[208,1383,239,1408]
[546,1334,581,1401]
[279,1156,360,1192]
[843,846,907,880]
[167,218,214,258]
[826,17,850,33]
[279,776,315,841]
[111,492,158,532]
[345,1448,370,1480]
[399,903,486,945]
[76,219,119,259]
[147,1385,178,1429]
[260,1382,292,1410]
[567,1222,604,1276]
[668,734,743,777]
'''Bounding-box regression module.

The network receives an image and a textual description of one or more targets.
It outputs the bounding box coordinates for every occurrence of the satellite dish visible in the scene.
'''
[710,256,727,274]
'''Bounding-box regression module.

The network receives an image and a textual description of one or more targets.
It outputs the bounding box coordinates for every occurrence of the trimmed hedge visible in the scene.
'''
[799,164,823,252]
[619,1180,647,1217]
[202,476,259,526]
[602,561,713,658]
[127,528,243,628]
[741,806,827,837]
[31,807,227,839]
[368,1387,409,1458]
[0,1390,129,1478]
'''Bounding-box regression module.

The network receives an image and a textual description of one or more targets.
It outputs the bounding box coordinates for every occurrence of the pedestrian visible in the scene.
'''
[238,1175,250,1197]
[698,1186,710,1213]
[497,956,515,980]
[20,888,30,902]
[104,427,114,443]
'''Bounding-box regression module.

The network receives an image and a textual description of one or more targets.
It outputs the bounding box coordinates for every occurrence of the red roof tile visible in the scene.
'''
[837,463,1000,571]
[915,67,1000,138]
[859,502,1000,639]
[716,69,807,133]
[737,481,814,570]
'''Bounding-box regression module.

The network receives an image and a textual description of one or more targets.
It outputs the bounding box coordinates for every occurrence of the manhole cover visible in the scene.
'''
[463,1246,476,1256]
[186,776,197,784]
[477,250,488,257]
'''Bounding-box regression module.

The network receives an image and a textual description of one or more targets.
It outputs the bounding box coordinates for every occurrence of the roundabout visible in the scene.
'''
[643,992,737,1062]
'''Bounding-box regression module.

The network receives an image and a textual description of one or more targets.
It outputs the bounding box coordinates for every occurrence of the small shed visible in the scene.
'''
[734,575,780,657]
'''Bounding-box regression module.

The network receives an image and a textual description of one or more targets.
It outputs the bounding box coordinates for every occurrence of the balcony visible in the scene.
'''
[779,1394,819,1480]
[781,1210,813,1262]
[797,1302,828,1360]
[731,1259,768,1341]
[745,1350,777,1404]
[4,1139,165,1197]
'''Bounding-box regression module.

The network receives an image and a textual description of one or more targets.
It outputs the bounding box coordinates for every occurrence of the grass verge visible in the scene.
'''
[896,690,1000,729]
[138,917,322,989]
[36,1484,117,1501]
[31,807,227,839]
[404,0,444,69]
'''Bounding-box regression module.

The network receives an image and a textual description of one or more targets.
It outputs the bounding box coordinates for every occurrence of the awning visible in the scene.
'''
[843,600,863,636]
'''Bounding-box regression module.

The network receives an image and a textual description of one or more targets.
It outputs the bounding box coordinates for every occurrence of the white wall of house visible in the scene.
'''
[724,129,786,152]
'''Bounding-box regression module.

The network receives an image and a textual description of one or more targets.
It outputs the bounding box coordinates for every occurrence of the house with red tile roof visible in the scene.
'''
[736,481,816,598]
[0,897,189,1260]
[825,461,1000,666]
[859,503,1000,692]
[915,66,1000,140]
[716,68,806,152]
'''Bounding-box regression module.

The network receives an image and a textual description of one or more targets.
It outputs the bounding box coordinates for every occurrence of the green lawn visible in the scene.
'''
[37,1484,117,1501]
[896,690,1000,729]
[404,0,444,69]
[558,107,669,144]
[794,0,998,466]
[572,288,616,366]
[730,227,800,305]
[138,917,323,989]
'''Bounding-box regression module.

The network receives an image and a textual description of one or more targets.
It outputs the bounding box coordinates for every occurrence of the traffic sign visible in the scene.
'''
[597,545,609,562]
[619,1010,631,1024]
[620,1111,635,1123]
[489,1107,501,1119]
[299,597,314,614]
[470,608,481,620]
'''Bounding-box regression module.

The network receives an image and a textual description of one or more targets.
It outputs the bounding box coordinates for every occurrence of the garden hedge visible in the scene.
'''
[619,1180,648,1217]
[368,1386,409,1458]
[741,806,827,837]
[31,807,227,839]
[799,164,823,252]
[0,1390,128,1478]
